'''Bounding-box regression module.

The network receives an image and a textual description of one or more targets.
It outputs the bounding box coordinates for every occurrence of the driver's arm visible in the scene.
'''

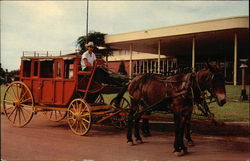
[83,58,92,68]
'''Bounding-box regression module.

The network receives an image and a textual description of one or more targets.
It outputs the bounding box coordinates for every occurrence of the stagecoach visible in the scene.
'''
[2,51,129,135]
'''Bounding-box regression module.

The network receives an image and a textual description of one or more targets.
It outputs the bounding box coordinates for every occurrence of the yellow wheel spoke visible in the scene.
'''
[11,86,18,100]
[49,111,53,119]
[75,121,80,132]
[54,111,58,120]
[80,120,88,131]
[6,92,16,101]
[81,117,90,124]
[80,106,87,114]
[72,104,77,112]
[16,85,20,100]
[3,100,14,104]
[21,105,32,114]
[19,89,28,102]
[20,97,32,104]
[78,121,83,133]
[58,111,63,117]
[20,108,27,122]
[13,109,18,124]
[70,118,77,127]
[5,106,15,111]
[18,108,21,125]
[82,113,90,117]
[79,103,83,113]
[7,107,17,119]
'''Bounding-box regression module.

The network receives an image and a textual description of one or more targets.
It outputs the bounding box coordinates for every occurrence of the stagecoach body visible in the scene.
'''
[2,52,129,135]
[20,54,79,106]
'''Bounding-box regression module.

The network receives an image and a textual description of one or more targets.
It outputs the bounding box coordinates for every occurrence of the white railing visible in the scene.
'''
[22,49,81,57]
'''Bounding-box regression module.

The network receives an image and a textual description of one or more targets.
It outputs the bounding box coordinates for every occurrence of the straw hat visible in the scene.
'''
[85,42,95,48]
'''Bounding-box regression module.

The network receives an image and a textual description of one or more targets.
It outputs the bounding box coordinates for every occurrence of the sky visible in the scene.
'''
[0,1,249,70]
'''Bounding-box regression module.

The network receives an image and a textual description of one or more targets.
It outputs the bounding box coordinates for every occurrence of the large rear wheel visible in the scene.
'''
[2,81,34,127]
[67,98,91,136]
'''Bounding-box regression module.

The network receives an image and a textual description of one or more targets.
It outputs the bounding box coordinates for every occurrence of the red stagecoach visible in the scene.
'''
[2,51,129,135]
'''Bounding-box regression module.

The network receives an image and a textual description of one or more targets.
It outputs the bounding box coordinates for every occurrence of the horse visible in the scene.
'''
[125,72,195,156]
[141,62,227,146]
[115,62,226,156]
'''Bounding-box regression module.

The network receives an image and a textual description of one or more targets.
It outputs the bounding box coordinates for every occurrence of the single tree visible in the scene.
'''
[76,31,106,50]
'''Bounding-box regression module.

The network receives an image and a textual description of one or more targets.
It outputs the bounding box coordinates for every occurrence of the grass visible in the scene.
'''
[102,85,249,122]
[1,84,249,122]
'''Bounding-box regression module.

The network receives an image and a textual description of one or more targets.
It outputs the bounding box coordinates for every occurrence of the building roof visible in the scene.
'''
[105,16,249,56]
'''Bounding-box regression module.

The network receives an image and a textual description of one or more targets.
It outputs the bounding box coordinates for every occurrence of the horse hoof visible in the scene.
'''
[136,139,143,144]
[174,151,184,157]
[127,141,134,146]
[187,141,195,146]
[183,148,188,154]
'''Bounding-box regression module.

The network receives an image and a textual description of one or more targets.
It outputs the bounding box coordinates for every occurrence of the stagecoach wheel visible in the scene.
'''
[94,93,104,104]
[67,98,91,136]
[43,110,67,122]
[3,81,34,127]
[110,97,130,129]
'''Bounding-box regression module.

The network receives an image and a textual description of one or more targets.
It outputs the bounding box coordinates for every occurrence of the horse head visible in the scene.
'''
[197,62,226,106]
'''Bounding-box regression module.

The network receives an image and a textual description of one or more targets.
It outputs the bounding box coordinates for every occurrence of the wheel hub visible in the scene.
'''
[74,112,82,121]
[13,101,21,108]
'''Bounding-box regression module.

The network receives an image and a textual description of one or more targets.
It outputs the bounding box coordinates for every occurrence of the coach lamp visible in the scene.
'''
[239,59,248,101]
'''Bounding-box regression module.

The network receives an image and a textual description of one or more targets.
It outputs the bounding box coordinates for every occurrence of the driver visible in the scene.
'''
[81,42,96,71]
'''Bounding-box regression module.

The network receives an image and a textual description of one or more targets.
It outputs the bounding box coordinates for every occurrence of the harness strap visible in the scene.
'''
[133,89,189,119]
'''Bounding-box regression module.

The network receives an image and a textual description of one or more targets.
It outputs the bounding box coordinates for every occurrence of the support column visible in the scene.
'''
[129,44,133,78]
[158,40,161,74]
[147,60,149,73]
[233,33,238,86]
[192,37,195,72]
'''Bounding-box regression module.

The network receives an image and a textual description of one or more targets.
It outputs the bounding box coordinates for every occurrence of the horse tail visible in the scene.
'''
[114,83,130,106]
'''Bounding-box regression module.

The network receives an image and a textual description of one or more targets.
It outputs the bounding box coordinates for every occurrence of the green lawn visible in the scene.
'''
[102,85,249,122]
[1,84,249,122]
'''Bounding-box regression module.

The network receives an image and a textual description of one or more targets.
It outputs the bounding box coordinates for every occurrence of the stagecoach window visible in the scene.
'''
[40,61,54,78]
[34,61,38,76]
[64,60,74,79]
[23,61,31,77]
[56,61,62,77]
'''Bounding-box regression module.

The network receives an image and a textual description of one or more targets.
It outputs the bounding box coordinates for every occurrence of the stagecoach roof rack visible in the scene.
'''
[21,50,82,60]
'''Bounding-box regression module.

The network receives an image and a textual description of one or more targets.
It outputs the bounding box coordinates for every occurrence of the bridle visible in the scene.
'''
[195,69,217,100]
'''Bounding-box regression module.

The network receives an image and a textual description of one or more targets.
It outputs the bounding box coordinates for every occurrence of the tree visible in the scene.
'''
[76,31,107,50]
[76,31,112,57]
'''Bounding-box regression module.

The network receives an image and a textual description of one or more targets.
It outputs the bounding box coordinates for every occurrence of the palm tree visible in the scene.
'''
[76,31,112,57]
[76,31,106,50]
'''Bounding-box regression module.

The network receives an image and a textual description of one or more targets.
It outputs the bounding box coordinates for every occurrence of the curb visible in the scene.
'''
[148,121,249,136]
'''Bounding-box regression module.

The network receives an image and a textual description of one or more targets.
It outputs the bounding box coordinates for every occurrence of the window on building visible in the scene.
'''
[40,60,54,78]
[23,61,31,77]
[64,60,74,79]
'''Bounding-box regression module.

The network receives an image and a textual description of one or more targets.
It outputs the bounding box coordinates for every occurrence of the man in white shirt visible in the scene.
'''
[81,42,96,71]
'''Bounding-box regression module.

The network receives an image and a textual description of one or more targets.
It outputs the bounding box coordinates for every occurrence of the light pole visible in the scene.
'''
[86,0,89,43]
[239,59,248,101]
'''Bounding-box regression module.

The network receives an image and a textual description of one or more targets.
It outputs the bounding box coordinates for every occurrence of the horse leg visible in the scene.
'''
[134,115,143,144]
[127,110,134,146]
[141,112,152,137]
[185,112,194,146]
[126,98,138,146]
[173,113,188,156]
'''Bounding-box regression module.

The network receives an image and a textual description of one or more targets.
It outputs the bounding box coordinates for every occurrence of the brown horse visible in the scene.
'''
[124,63,226,156]
[141,63,227,145]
